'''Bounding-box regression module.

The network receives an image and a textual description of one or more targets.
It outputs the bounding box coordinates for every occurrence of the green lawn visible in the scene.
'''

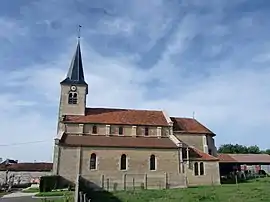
[22,187,39,193]
[40,178,270,202]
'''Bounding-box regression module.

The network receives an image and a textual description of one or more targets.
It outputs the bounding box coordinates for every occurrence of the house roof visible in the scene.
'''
[60,134,178,149]
[0,162,53,172]
[170,117,215,136]
[218,154,238,163]
[59,134,217,161]
[190,147,219,161]
[218,153,270,164]
[64,108,169,126]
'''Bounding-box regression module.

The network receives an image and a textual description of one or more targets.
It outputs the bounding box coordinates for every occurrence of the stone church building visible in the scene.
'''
[52,40,220,190]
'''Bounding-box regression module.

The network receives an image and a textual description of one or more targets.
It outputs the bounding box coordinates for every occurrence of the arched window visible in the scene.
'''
[194,162,199,176]
[150,155,156,171]
[120,154,127,170]
[119,127,123,135]
[90,153,97,170]
[68,92,78,104]
[200,162,204,175]
[92,125,97,134]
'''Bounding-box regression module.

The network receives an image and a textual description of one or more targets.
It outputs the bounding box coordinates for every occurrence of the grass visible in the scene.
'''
[39,177,270,202]
[35,190,73,197]
[113,178,270,202]
[0,192,7,198]
[22,187,40,193]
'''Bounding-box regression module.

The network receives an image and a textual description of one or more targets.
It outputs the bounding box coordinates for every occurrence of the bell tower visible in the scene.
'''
[58,40,88,121]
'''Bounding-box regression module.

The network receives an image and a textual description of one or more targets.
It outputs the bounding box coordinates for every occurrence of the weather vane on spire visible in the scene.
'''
[77,25,82,40]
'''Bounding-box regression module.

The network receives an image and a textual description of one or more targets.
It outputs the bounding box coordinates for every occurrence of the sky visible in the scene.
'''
[1,0,270,162]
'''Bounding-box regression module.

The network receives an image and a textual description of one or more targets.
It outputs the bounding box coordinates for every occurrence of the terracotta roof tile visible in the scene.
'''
[171,117,215,135]
[60,134,178,149]
[218,154,237,163]
[59,134,218,162]
[64,108,169,126]
[218,153,270,163]
[0,163,53,172]
[189,147,219,161]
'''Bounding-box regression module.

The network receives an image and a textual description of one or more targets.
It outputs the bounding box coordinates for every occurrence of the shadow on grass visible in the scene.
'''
[79,177,122,202]
[84,190,122,202]
[221,175,268,185]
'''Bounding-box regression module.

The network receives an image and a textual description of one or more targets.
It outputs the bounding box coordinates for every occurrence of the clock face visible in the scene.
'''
[70,85,77,91]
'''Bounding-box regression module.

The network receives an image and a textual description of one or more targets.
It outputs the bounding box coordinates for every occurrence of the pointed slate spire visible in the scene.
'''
[60,41,87,86]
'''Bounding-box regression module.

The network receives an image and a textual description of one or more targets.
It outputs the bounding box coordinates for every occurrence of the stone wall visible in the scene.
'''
[57,146,221,190]
[175,133,204,151]
[185,161,220,186]
[0,171,51,184]
[65,123,170,137]
[57,146,187,189]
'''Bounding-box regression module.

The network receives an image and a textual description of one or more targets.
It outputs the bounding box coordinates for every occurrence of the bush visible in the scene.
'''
[39,175,60,192]
[12,183,31,189]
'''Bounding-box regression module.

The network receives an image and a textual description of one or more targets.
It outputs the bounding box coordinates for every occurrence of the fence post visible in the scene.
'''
[83,193,87,202]
[101,175,105,189]
[185,175,188,187]
[132,177,135,191]
[144,174,147,190]
[106,178,110,191]
[164,172,168,189]
[74,174,81,202]
[123,174,127,190]
[79,191,83,202]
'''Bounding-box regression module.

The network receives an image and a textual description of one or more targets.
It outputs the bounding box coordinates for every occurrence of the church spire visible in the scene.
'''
[60,26,87,86]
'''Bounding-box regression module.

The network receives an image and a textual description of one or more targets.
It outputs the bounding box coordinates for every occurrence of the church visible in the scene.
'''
[52,39,220,190]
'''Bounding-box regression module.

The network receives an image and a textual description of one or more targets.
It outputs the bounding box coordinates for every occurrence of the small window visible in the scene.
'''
[200,162,204,175]
[208,149,212,155]
[92,125,97,134]
[150,155,156,171]
[145,127,149,136]
[68,92,78,104]
[120,154,127,170]
[119,127,123,135]
[90,153,97,170]
[194,162,199,176]
[109,126,112,135]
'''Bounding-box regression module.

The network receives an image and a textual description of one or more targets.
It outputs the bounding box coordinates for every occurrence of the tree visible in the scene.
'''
[247,145,261,154]
[218,144,247,154]
[218,144,263,154]
[265,149,270,155]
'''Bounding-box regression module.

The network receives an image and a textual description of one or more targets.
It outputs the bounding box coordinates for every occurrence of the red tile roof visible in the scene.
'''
[0,163,53,172]
[171,117,215,135]
[64,108,169,126]
[218,154,237,163]
[218,153,270,164]
[189,146,219,161]
[59,134,217,161]
[60,134,178,149]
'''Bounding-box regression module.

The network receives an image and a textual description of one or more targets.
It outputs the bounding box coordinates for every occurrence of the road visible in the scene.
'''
[1,196,38,201]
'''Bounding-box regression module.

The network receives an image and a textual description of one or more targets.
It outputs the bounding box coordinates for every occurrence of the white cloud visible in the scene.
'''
[1,0,270,161]
[0,17,28,40]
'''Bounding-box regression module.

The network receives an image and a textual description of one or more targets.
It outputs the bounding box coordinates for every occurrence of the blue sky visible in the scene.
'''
[1,0,270,162]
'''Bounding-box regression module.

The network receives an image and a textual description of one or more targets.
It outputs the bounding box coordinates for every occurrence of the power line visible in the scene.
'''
[0,140,51,147]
